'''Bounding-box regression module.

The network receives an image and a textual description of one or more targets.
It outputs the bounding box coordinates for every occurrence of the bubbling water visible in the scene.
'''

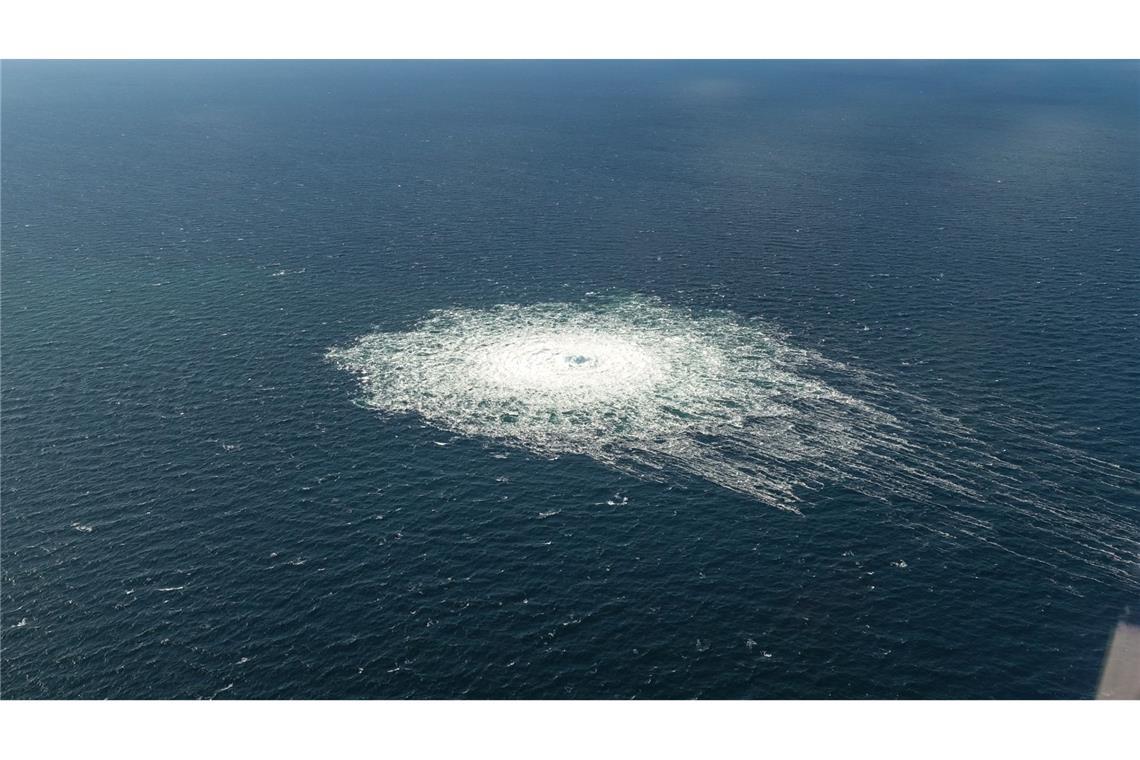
[329,294,1140,587]
[329,295,872,508]
[466,331,667,401]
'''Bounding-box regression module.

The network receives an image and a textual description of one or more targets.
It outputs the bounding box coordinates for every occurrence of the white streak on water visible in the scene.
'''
[329,294,1139,587]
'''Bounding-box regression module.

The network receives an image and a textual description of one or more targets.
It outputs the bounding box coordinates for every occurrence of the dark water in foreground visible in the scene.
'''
[2,61,1138,698]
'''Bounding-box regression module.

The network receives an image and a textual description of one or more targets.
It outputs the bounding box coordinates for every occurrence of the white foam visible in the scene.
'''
[329,294,873,512]
[329,293,1140,587]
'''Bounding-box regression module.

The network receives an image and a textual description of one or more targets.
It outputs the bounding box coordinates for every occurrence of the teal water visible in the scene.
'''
[2,61,1138,698]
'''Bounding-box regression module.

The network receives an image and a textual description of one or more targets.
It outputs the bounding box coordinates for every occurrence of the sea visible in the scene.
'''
[2,61,1138,699]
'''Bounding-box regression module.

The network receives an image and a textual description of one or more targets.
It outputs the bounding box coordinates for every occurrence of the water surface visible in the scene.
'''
[2,61,1138,698]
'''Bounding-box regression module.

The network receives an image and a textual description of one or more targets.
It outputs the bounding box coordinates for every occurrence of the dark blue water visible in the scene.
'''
[2,61,1138,699]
